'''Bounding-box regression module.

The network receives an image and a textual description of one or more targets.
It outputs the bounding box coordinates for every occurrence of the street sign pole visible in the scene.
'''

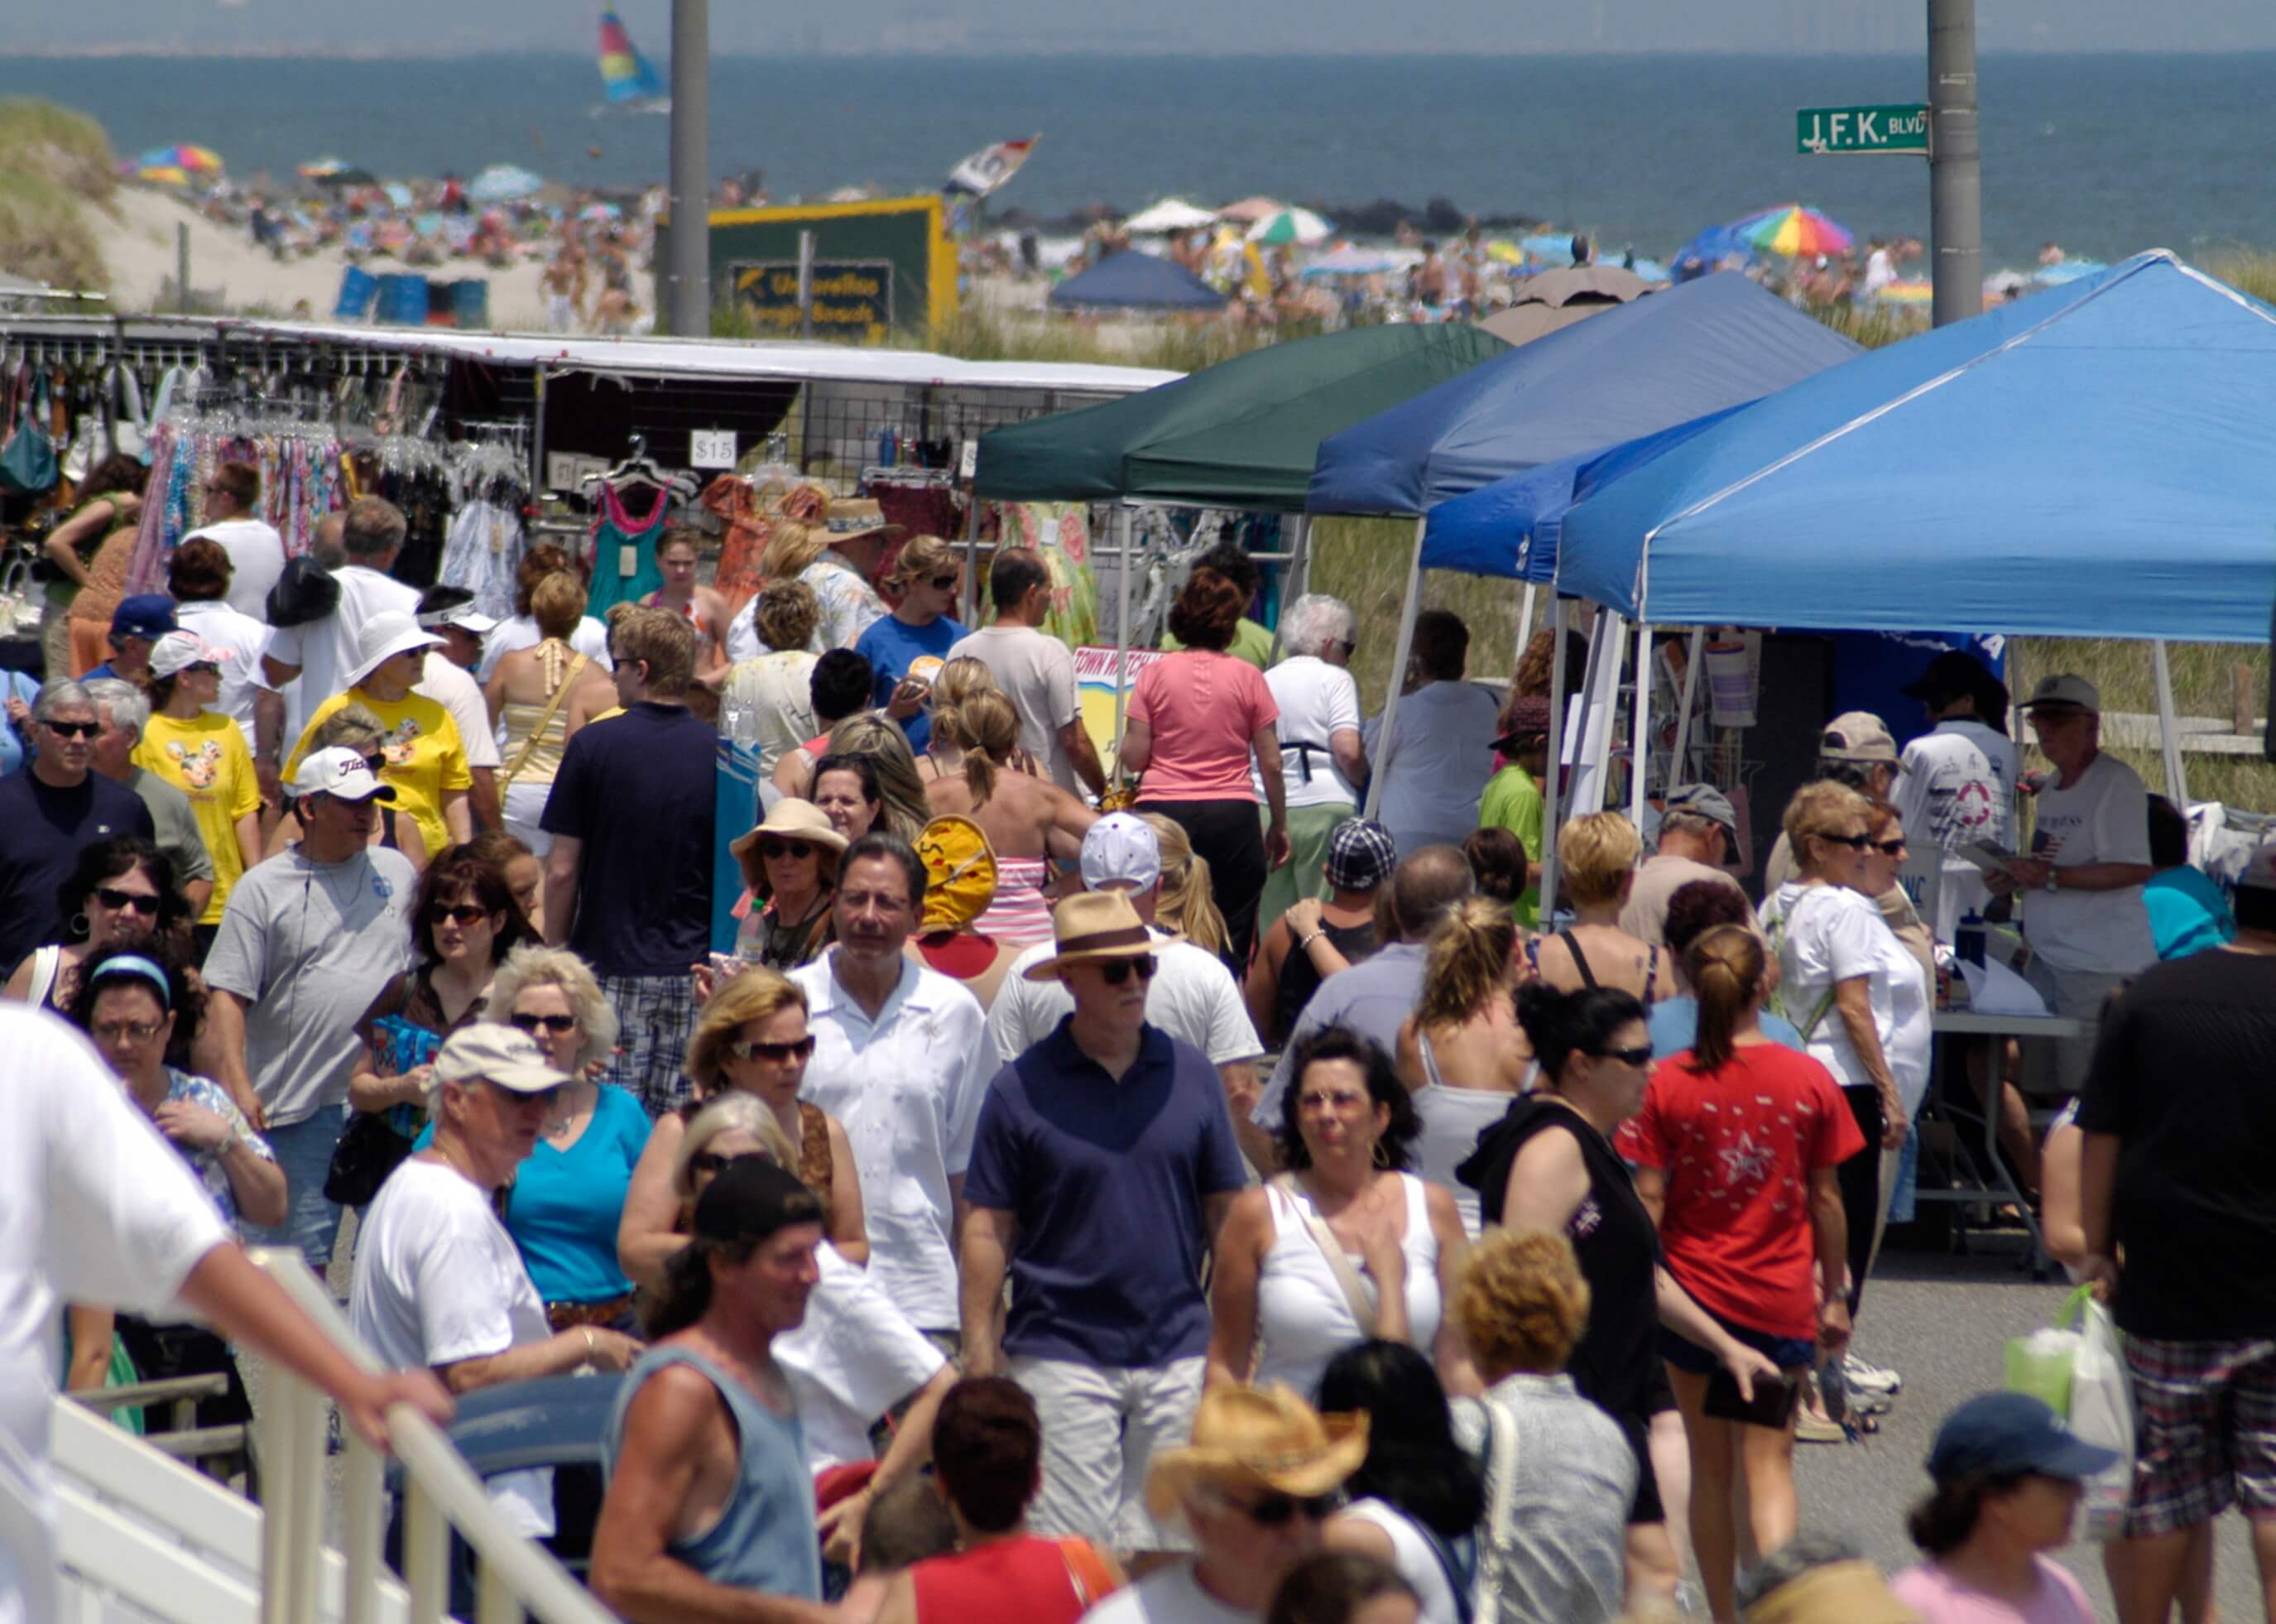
[1928,0,1982,327]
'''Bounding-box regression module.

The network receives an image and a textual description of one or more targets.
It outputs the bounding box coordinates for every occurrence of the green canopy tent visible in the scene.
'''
[971,324,1511,752]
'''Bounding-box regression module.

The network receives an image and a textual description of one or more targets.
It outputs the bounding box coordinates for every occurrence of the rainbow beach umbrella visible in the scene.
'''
[135,166,193,186]
[1729,204,1853,258]
[137,144,223,174]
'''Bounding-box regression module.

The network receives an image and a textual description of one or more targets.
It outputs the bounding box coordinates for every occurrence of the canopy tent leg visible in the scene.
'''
[1516,583,1537,659]
[1568,609,1621,815]
[1112,505,1134,767]
[1361,517,1428,824]
[1540,596,1569,915]
[959,494,985,625]
[1269,512,1312,665]
[2152,638,2189,805]
[1668,626,1706,790]
[1629,622,1654,829]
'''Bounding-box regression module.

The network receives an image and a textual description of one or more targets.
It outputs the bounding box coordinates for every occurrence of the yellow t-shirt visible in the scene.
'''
[286,687,471,856]
[134,710,262,924]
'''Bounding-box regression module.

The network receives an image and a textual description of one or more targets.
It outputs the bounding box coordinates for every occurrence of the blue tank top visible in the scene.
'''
[603,1344,821,1600]
[586,483,672,618]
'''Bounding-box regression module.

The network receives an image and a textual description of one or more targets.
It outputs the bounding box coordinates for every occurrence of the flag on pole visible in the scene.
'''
[944,136,1040,198]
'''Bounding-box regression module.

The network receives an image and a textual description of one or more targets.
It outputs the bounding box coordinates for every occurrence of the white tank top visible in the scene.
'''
[1413,1069,1519,1240]
[1342,1499,1465,1624]
[1255,1173,1441,1397]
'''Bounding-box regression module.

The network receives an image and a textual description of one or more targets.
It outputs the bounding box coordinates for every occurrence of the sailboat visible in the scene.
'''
[595,9,670,115]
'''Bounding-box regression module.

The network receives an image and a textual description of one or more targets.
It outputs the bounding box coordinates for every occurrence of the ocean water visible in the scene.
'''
[9,51,2276,269]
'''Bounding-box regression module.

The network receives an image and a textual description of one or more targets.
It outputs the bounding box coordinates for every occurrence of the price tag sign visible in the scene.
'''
[690,429,738,470]
[958,439,979,481]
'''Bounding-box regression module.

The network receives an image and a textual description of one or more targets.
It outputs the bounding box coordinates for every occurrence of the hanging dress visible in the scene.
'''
[585,481,673,619]
[439,497,526,621]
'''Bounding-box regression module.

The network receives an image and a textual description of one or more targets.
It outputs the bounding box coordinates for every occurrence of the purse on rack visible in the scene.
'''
[0,369,59,496]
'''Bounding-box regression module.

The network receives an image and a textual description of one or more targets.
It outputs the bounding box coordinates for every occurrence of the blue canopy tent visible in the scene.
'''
[1048,251,1227,312]
[1558,248,2276,810]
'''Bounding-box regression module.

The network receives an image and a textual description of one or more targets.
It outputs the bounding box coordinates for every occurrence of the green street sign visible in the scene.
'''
[1797,104,1930,156]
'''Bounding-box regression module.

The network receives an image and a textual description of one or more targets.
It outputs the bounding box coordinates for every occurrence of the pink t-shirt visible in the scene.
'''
[1890,1559,2094,1624]
[1128,650,1277,801]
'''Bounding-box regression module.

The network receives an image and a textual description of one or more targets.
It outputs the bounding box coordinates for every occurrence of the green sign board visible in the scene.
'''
[1797,104,1930,156]
[730,259,897,339]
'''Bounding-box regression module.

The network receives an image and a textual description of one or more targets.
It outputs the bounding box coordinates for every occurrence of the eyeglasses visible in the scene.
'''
[1589,1043,1656,1069]
[508,1011,579,1035]
[1098,955,1160,987]
[93,1020,165,1044]
[1227,1491,1342,1526]
[42,719,99,739]
[430,903,492,926]
[691,1150,761,1177]
[728,1035,817,1064]
[760,838,815,862]
[94,887,162,915]
[1869,837,1908,855]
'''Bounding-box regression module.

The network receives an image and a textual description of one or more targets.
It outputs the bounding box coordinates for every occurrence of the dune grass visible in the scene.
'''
[0,99,116,294]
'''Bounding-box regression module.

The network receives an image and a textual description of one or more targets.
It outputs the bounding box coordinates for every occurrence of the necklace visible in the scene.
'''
[307,848,370,912]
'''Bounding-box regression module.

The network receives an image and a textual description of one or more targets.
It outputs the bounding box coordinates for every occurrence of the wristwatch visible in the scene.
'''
[2043,868,2060,893]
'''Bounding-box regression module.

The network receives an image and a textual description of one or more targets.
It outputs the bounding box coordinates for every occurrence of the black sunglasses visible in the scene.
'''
[1869,837,1907,855]
[430,903,492,925]
[692,1150,761,1177]
[43,719,100,739]
[1817,831,1873,850]
[1099,955,1160,987]
[358,752,387,773]
[1232,1491,1342,1526]
[926,573,959,591]
[760,838,815,862]
[95,886,161,915]
[509,1011,579,1035]
[728,1035,818,1064]
[1590,1043,1656,1069]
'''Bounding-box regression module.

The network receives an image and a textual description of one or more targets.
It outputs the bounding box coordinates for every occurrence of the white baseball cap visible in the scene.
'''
[434,1023,569,1094]
[291,745,397,802]
[149,631,224,680]
[419,602,502,637]
[1080,812,1162,893]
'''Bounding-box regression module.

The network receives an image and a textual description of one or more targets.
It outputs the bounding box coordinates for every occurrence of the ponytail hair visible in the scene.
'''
[1684,924,1766,1074]
[1416,896,1516,1030]
[941,689,1019,806]
[1139,812,1229,959]
[1514,981,1646,1085]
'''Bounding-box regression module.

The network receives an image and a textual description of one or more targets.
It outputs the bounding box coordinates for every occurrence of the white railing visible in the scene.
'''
[247,1247,617,1624]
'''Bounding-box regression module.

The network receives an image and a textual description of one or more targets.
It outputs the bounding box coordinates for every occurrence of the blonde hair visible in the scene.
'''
[939,689,1019,805]
[487,944,619,1076]
[1139,813,1229,959]
[826,713,929,843]
[1781,780,1872,878]
[884,533,959,593]
[610,605,697,696]
[684,966,809,1095]
[672,1093,800,1201]
[932,656,998,716]
[531,571,588,641]
[311,700,388,754]
[1685,924,1766,1074]
[1455,1228,1592,1379]
[1415,896,1517,1031]
[1558,810,1642,909]
[759,519,828,583]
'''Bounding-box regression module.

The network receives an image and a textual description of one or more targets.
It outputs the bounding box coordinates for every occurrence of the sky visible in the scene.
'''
[14,0,2276,55]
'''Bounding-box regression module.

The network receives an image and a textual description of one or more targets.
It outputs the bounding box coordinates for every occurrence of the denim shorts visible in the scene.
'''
[1661,1304,1817,1377]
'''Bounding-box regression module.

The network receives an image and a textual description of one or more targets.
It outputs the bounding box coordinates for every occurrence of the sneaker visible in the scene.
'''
[1843,1352,1902,1394]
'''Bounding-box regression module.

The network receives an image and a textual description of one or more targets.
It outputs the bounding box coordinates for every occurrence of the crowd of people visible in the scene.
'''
[7,487,2264,1624]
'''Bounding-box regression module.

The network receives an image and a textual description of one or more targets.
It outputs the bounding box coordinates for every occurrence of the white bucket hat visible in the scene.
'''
[343,610,444,691]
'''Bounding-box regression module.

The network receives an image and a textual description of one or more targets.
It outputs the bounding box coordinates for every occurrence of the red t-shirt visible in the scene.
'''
[909,1534,1121,1624]
[1128,649,1277,801]
[1616,1040,1865,1339]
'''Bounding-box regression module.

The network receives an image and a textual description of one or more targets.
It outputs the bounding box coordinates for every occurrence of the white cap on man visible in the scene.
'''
[1080,811,1161,893]
[291,745,397,801]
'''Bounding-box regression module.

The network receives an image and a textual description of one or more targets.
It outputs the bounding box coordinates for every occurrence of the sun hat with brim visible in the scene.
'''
[916,814,998,934]
[1023,890,1157,981]
[731,799,850,891]
[821,497,906,545]
[291,745,397,802]
[1143,1384,1370,1520]
[433,1021,571,1093]
[1924,1391,2121,1484]
[343,610,444,690]
[149,631,224,680]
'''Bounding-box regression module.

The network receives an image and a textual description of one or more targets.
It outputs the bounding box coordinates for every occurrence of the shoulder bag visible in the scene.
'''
[1270,1172,1380,1335]
[0,370,58,496]
[501,653,586,787]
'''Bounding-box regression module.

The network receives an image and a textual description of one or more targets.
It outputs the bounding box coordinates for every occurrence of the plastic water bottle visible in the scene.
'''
[1956,910,1987,969]
[876,425,899,468]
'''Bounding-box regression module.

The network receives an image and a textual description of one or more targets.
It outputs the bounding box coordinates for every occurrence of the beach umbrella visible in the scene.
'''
[1123,198,1220,234]
[468,164,544,204]
[1301,244,1410,279]
[1217,195,1288,224]
[579,201,623,223]
[1871,278,1933,305]
[1246,207,1333,246]
[137,144,223,173]
[382,181,415,209]
[134,166,193,187]
[1728,203,1854,258]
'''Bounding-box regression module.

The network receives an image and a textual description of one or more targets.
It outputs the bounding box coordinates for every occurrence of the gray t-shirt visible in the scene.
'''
[203,844,417,1127]
[946,624,1084,792]
[124,767,215,886]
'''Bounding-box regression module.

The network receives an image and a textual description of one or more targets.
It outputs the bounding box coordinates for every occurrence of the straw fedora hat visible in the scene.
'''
[730,798,850,893]
[821,496,905,545]
[1021,890,1156,981]
[1143,1384,1370,1520]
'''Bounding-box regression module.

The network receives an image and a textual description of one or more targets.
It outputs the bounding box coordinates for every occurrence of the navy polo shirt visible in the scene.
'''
[963,1017,1247,1367]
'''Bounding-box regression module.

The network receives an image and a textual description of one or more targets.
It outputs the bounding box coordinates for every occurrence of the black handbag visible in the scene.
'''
[322,1110,416,1206]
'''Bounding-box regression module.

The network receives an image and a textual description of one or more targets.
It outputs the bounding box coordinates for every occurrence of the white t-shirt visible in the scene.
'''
[418,652,502,770]
[946,624,1087,794]
[479,615,613,681]
[990,930,1263,1069]
[0,1009,231,1624]
[1342,1499,1462,1624]
[1875,920,1935,1118]
[1760,882,1894,1092]
[1363,680,1501,857]
[348,1157,555,1536]
[1079,1562,1252,1624]
[2025,751,2156,975]
[1255,656,1361,810]
[185,517,286,621]
[175,598,275,751]
[774,1242,946,1473]
[262,565,420,743]
[1897,718,2019,939]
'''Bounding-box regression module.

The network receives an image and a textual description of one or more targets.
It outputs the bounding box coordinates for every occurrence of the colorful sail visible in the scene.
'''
[598,10,665,103]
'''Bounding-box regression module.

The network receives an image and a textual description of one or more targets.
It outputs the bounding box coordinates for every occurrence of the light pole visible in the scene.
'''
[1928,0,1981,327]
[665,0,711,337]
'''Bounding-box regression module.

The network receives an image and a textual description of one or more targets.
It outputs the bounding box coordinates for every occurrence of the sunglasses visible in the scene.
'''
[43,719,100,739]
[509,1011,579,1035]
[358,752,387,773]
[760,838,815,862]
[1098,955,1160,987]
[926,574,959,591]
[430,903,492,926]
[1230,1491,1342,1526]
[1590,1043,1656,1069]
[1817,831,1873,850]
[1868,837,1907,855]
[691,1150,761,1177]
[728,1035,818,1064]
[95,886,161,915]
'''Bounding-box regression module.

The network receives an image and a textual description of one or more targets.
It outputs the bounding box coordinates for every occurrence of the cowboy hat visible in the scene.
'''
[820,496,905,546]
[731,798,850,893]
[915,814,997,935]
[1021,890,1157,981]
[343,609,444,691]
[1143,1384,1370,1520]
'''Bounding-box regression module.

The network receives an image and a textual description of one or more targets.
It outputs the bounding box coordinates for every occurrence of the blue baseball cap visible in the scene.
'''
[1926,1392,2120,1483]
[110,594,178,641]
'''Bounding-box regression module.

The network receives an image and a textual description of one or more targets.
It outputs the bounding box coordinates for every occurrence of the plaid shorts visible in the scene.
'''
[2122,1333,2276,1535]
[599,971,699,1118]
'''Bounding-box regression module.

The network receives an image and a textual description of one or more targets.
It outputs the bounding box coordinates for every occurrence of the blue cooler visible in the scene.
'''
[374,274,429,326]
[450,279,489,329]
[334,265,378,320]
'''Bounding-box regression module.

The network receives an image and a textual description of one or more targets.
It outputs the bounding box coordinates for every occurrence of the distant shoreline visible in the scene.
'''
[12,45,2276,61]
